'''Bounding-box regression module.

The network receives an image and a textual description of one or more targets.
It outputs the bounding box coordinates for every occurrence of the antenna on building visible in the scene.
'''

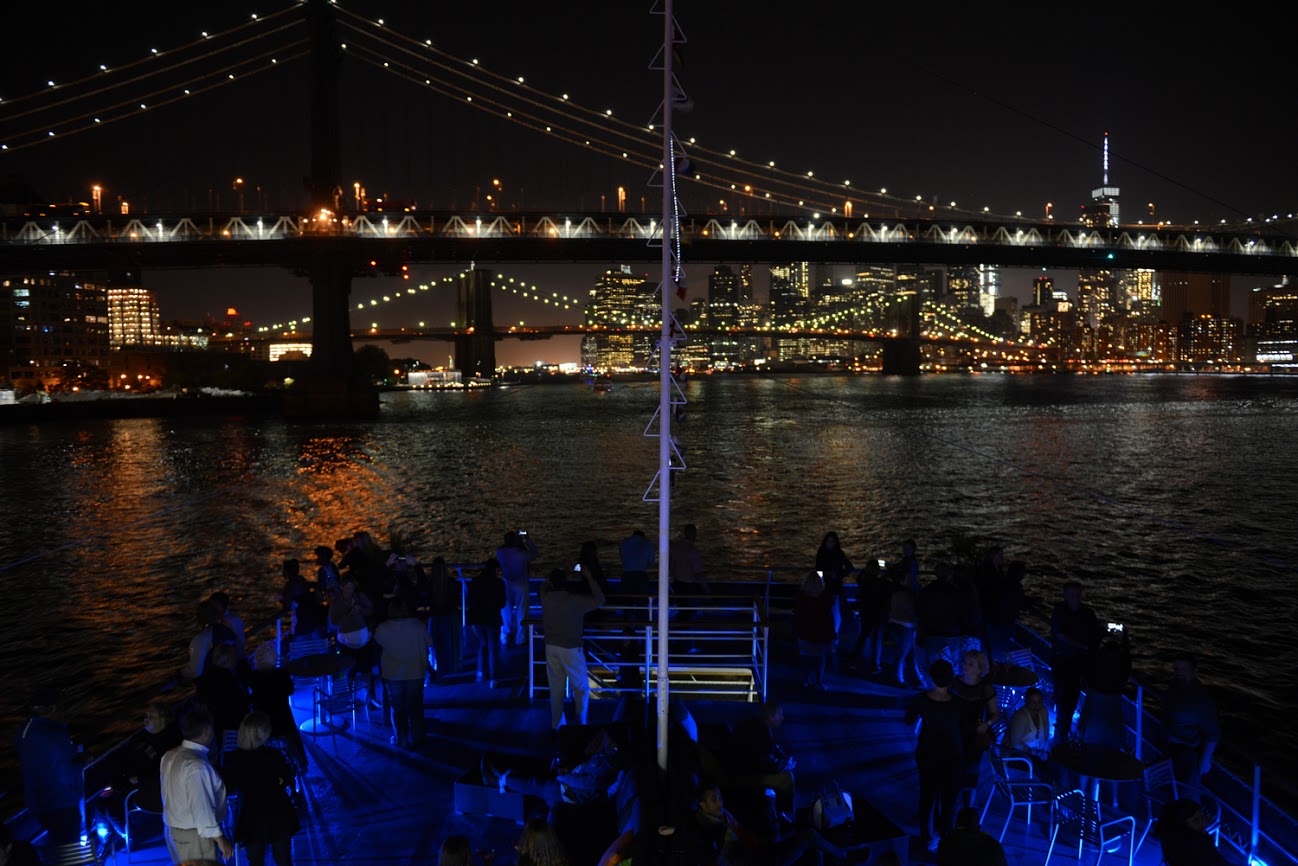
[1103,132,1109,187]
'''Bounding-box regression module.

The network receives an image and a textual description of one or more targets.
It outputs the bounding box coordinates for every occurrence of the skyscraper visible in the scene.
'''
[1032,275,1054,307]
[977,264,1001,317]
[581,266,654,369]
[1078,134,1123,326]
[707,265,744,366]
[1081,133,1121,228]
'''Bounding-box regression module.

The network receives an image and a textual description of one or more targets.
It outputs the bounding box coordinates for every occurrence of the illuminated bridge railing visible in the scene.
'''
[4,212,1297,260]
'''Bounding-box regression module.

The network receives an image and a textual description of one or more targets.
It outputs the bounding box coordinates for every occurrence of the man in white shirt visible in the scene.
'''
[160,708,233,864]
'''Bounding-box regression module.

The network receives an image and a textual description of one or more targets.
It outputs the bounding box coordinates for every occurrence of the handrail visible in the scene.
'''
[1012,620,1298,866]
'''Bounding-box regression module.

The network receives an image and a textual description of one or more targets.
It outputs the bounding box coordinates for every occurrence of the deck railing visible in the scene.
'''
[524,594,769,703]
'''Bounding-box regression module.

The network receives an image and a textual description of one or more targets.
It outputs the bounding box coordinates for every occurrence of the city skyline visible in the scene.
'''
[3,2,1296,366]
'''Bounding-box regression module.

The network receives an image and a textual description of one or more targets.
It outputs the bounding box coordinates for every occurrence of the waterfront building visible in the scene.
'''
[1247,282,1298,326]
[580,266,654,370]
[107,286,163,348]
[1247,283,1298,365]
[1179,315,1243,363]
[1,271,109,390]
[1133,321,1178,361]
[990,296,1020,340]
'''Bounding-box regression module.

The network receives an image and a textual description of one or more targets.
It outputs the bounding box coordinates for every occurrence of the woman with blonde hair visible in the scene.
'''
[225,711,300,866]
[951,649,1000,804]
[514,818,568,866]
[247,642,306,774]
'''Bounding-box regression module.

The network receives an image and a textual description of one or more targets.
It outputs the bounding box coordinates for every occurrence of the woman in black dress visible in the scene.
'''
[225,711,300,866]
[904,659,964,851]
[951,649,1000,804]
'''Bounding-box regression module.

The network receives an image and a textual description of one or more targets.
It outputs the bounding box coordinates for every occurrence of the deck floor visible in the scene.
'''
[119,640,1228,866]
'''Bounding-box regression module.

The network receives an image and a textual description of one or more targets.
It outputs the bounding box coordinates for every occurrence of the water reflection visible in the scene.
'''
[0,376,1296,781]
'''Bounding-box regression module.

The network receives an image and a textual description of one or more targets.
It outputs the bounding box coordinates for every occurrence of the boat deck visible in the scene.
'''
[115,638,1233,866]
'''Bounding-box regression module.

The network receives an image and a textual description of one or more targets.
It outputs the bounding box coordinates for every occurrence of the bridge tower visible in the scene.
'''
[881,339,922,375]
[454,269,496,378]
[286,0,379,418]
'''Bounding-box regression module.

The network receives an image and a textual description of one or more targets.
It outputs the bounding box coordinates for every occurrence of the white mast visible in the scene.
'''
[655,0,676,774]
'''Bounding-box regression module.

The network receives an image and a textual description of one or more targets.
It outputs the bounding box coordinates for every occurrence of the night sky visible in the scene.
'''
[3,2,1295,364]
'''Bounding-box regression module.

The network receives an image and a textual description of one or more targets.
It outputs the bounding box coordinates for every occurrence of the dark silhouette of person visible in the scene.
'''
[14,689,84,844]
[904,660,964,850]
[1049,581,1098,740]
[1161,654,1220,803]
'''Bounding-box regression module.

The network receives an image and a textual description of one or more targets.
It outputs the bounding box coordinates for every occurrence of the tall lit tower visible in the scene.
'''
[1082,133,1121,229]
[1078,133,1121,326]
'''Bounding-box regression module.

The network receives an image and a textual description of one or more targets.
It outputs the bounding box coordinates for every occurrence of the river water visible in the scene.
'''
[1,373,1296,788]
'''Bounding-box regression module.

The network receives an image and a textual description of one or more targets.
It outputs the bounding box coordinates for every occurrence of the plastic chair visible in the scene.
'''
[123,788,163,862]
[1045,789,1137,866]
[979,751,1055,841]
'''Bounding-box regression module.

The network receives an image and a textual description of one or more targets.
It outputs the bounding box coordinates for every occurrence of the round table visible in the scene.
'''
[1050,742,1144,782]
[286,653,356,734]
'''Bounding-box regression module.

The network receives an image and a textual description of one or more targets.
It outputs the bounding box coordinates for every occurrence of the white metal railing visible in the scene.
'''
[523,594,768,703]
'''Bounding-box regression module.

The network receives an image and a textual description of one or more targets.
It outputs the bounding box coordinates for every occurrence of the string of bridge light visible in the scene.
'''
[341,47,839,216]
[339,7,1298,232]
[927,306,1006,343]
[341,42,862,218]
[0,44,307,153]
[337,23,867,216]
[0,12,306,153]
[331,7,998,222]
[333,30,817,213]
[0,15,302,124]
[259,270,585,334]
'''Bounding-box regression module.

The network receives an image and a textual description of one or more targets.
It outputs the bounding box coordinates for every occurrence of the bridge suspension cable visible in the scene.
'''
[0,7,306,154]
[0,44,308,154]
[331,7,999,222]
[0,12,302,122]
[261,270,586,334]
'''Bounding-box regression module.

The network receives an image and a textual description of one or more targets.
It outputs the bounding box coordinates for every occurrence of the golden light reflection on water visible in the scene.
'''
[0,379,1296,782]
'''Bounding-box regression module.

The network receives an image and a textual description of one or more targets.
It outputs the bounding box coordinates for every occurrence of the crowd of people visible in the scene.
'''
[7,526,1230,866]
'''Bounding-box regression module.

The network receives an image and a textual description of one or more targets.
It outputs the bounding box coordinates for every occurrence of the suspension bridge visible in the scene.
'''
[2,1,1294,411]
